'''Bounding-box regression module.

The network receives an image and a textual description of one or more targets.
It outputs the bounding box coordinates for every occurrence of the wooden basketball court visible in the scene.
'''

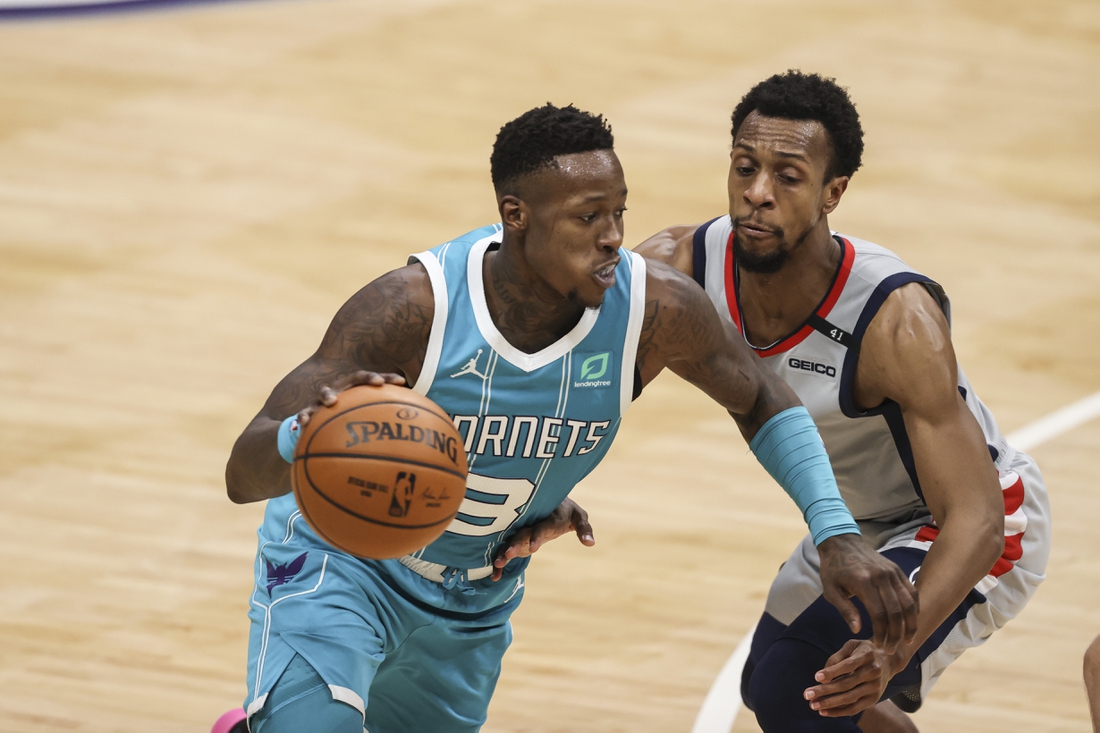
[1,1,1097,730]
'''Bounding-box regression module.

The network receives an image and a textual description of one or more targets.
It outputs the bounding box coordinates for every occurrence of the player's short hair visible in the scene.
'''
[731,71,864,180]
[491,103,614,193]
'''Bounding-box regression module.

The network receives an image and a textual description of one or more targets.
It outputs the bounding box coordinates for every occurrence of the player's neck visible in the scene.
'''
[483,241,586,354]
[737,226,841,348]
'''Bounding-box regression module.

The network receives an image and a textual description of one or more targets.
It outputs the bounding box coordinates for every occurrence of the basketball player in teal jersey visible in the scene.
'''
[221,103,918,733]
[637,72,1052,732]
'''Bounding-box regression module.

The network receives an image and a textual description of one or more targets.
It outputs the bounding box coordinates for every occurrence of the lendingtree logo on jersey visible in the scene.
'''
[574,351,613,389]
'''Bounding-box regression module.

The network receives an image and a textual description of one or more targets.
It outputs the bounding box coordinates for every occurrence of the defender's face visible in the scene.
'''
[524,150,627,308]
[728,112,836,271]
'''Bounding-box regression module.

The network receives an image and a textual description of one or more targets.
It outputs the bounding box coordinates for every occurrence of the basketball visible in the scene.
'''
[291,384,468,559]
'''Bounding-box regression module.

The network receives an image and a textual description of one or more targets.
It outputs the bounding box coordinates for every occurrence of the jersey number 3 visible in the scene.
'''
[445,473,536,536]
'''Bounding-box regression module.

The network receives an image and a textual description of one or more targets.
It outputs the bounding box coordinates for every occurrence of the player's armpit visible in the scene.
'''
[225,265,435,504]
[635,258,800,441]
[633,224,699,277]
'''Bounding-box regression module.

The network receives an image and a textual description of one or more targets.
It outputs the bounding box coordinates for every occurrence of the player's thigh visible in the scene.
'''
[246,549,398,718]
[251,654,365,733]
[364,616,514,733]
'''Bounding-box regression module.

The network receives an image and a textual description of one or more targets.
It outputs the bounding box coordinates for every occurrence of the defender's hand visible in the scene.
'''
[817,534,919,653]
[490,498,595,581]
[804,639,904,717]
[297,371,407,427]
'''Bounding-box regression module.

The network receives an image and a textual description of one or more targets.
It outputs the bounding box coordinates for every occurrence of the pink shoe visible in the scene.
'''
[211,708,247,733]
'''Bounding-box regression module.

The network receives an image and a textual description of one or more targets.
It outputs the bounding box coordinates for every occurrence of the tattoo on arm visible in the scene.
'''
[261,267,433,420]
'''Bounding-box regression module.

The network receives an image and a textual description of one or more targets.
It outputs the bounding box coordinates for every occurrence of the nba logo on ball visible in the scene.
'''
[574,351,614,389]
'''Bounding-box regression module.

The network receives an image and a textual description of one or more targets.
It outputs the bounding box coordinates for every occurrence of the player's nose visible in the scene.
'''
[744,172,775,208]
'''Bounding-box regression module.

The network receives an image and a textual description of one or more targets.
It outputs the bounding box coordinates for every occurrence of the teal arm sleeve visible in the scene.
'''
[748,406,860,545]
[277,416,300,464]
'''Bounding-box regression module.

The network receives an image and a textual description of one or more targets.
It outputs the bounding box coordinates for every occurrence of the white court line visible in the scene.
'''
[1003,391,1100,451]
[690,389,1100,733]
[692,623,756,733]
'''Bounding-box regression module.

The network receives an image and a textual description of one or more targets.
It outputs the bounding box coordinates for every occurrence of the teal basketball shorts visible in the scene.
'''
[244,526,527,733]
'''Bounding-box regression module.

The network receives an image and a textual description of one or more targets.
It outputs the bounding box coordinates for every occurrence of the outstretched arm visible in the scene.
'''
[225,264,434,504]
[636,258,918,650]
[805,283,1005,717]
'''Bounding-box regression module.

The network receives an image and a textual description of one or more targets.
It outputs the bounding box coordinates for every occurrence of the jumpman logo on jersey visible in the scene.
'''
[504,574,524,603]
[450,349,488,379]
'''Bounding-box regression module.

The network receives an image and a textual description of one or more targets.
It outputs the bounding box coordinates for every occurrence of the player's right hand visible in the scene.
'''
[297,371,407,427]
[817,534,920,653]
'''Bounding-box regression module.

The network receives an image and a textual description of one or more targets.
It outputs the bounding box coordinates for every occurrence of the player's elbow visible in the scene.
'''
[974,506,1005,566]
[225,462,250,504]
[224,450,264,504]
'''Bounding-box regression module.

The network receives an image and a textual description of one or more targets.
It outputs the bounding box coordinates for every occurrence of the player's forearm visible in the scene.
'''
[749,406,859,544]
[892,517,1003,667]
[226,417,294,503]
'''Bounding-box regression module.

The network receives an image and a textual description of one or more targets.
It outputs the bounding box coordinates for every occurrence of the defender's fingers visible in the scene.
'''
[807,668,877,705]
[811,682,879,716]
[829,592,863,635]
[874,582,904,653]
[813,647,864,685]
[820,640,861,673]
[895,573,920,643]
[860,585,894,651]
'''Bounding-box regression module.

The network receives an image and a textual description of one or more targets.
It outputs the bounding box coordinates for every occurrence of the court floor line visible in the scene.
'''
[690,389,1100,733]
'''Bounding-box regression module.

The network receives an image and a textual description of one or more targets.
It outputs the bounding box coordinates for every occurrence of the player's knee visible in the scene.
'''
[251,655,363,733]
[748,638,860,732]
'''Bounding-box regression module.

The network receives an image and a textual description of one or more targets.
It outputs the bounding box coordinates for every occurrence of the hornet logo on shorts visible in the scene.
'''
[265,552,308,594]
[573,351,613,389]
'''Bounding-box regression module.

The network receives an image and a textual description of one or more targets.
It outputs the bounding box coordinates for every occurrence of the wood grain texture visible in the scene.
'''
[0,1,1096,730]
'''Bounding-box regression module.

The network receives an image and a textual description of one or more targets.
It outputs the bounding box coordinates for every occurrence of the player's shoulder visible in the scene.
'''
[634,223,704,277]
[641,252,708,306]
[413,223,503,263]
[324,263,434,350]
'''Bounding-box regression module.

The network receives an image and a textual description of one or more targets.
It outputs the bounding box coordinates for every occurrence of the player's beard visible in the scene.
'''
[733,231,789,274]
[732,221,817,274]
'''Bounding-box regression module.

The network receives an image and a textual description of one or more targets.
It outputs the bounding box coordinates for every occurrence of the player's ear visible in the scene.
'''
[499,194,529,234]
[821,175,849,215]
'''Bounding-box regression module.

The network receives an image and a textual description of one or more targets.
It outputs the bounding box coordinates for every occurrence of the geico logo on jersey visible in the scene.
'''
[452,415,612,458]
[787,357,838,378]
[573,351,614,389]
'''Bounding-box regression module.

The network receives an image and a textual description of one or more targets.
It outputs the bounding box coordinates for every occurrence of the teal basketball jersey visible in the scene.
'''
[408,224,647,569]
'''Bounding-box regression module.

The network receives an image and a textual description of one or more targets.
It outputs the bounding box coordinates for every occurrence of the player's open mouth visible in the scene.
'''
[593,260,619,288]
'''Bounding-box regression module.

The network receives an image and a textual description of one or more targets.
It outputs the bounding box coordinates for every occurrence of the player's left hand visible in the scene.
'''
[490,498,595,581]
[803,638,903,717]
[817,534,919,652]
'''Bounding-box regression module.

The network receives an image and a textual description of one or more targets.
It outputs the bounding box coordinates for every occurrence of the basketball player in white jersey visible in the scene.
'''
[637,71,1051,732]
[218,104,917,733]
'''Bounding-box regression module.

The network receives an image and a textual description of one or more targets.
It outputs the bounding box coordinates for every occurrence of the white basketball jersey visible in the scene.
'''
[691,216,1046,546]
